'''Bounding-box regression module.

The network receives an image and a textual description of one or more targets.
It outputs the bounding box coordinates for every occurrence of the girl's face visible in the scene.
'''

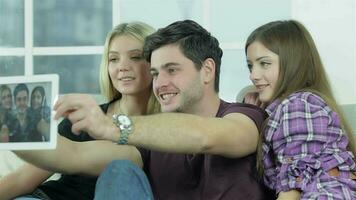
[31,90,43,109]
[108,35,152,96]
[246,41,279,103]
[1,89,12,110]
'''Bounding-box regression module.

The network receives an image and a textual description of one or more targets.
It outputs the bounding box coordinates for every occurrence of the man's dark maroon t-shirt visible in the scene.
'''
[139,100,274,200]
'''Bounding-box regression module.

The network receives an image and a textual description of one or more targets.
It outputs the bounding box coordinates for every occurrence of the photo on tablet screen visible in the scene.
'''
[0,74,58,150]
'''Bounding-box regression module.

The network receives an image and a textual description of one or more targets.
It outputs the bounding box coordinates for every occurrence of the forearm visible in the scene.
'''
[111,113,258,157]
[0,172,23,200]
[15,136,142,176]
[0,164,52,200]
[128,113,208,154]
[14,135,82,174]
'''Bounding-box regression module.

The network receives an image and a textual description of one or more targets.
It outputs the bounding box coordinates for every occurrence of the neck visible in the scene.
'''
[17,111,26,121]
[188,90,220,117]
[113,89,151,116]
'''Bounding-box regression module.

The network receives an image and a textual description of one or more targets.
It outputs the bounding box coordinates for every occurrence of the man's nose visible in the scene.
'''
[153,72,169,88]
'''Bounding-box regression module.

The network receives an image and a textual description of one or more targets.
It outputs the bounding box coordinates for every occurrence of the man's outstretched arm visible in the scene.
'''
[55,94,260,158]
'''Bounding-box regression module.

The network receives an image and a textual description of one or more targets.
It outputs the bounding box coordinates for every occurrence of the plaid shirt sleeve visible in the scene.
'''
[264,92,354,193]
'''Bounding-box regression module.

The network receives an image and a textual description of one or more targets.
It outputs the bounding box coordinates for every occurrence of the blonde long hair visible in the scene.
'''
[245,20,355,174]
[0,85,11,107]
[99,22,160,114]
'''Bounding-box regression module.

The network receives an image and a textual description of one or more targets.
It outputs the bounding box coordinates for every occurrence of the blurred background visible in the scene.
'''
[0,0,355,131]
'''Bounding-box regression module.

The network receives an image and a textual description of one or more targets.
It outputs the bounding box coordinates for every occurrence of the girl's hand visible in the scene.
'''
[0,124,10,142]
[277,190,301,200]
[244,92,266,109]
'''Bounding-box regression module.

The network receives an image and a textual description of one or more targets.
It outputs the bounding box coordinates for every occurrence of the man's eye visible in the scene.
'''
[168,68,176,73]
[131,56,142,60]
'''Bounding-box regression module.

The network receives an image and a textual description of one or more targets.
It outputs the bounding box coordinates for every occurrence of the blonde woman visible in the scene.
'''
[0,85,13,142]
[0,21,159,200]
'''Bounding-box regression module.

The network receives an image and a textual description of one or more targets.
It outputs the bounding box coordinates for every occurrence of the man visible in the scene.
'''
[11,84,43,142]
[14,84,29,115]
[16,20,273,199]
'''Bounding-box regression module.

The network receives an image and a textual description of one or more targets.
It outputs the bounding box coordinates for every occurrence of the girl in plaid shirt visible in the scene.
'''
[245,20,356,200]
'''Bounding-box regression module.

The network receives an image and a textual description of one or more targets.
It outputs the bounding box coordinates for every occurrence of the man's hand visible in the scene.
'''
[54,94,118,141]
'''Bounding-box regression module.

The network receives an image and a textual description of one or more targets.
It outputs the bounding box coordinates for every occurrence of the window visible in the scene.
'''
[0,0,112,95]
[0,0,291,102]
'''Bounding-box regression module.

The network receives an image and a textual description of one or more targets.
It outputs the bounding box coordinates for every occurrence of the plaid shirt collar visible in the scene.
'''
[265,99,281,116]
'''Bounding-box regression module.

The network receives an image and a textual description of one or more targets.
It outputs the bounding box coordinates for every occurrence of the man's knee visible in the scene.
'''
[95,160,153,200]
[100,159,144,181]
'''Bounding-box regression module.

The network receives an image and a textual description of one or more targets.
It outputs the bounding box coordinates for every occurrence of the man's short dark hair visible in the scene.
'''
[14,83,29,98]
[143,20,223,92]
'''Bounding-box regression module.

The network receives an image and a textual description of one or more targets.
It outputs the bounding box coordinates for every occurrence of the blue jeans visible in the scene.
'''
[94,160,154,200]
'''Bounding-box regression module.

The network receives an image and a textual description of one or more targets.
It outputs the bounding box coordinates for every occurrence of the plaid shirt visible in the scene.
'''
[263,92,356,199]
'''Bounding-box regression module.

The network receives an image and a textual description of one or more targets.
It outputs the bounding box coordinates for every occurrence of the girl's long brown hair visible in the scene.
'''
[245,20,355,175]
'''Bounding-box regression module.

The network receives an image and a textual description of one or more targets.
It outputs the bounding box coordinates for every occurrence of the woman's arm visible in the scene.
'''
[14,134,143,176]
[36,118,50,141]
[0,163,53,200]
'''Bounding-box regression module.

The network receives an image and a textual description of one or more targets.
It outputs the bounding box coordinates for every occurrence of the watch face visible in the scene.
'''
[118,115,131,127]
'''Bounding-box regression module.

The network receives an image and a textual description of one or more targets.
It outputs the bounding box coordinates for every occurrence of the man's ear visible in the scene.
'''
[201,58,216,84]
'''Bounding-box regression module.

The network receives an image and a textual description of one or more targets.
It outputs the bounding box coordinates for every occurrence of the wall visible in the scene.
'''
[1,0,355,128]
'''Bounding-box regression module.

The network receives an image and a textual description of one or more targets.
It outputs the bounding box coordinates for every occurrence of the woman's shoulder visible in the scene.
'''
[282,91,327,107]
[267,91,331,117]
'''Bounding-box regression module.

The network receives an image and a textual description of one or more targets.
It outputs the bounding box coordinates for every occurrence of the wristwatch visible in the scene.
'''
[112,114,133,145]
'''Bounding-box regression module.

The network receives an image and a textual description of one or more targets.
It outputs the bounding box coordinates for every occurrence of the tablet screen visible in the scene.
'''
[0,74,58,150]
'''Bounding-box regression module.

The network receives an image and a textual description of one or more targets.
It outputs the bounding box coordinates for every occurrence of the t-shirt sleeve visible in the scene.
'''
[57,118,77,140]
[223,103,267,133]
[57,103,109,142]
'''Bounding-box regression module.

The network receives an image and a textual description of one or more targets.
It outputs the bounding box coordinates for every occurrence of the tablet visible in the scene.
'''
[0,74,59,150]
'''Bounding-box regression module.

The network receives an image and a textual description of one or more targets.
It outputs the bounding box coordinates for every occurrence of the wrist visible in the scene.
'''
[112,114,133,145]
[106,123,121,143]
[99,116,120,142]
